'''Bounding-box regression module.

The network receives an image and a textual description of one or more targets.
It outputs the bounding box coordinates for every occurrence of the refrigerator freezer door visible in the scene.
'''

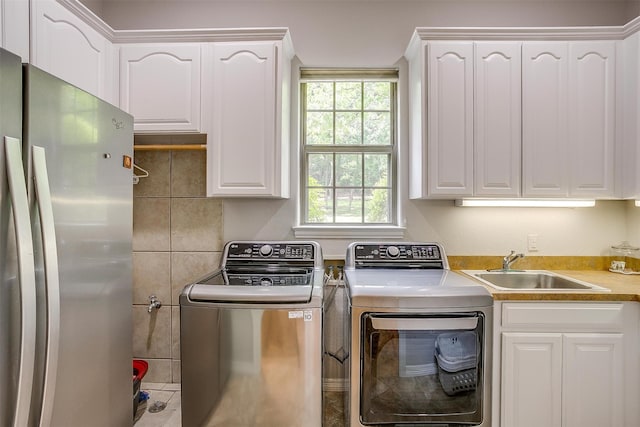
[4,138,37,427]
[1,47,36,427]
[23,65,134,427]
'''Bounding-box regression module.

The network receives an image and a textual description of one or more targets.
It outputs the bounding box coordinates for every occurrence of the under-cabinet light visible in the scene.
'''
[454,199,596,208]
[636,200,640,207]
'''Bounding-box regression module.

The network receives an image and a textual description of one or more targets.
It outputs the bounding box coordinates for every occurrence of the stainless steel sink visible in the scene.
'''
[461,270,610,291]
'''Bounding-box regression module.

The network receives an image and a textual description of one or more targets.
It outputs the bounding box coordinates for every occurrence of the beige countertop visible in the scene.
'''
[459,270,640,302]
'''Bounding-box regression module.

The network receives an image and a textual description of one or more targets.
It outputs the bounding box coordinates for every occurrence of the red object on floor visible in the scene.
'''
[133,359,148,381]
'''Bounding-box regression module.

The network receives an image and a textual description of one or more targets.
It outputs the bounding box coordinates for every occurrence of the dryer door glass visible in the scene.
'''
[360,313,485,425]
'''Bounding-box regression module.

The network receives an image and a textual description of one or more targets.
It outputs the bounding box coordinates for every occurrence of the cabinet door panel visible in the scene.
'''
[475,42,522,196]
[32,0,113,102]
[563,334,623,427]
[522,42,569,197]
[120,44,201,133]
[501,332,562,427]
[208,42,277,196]
[427,42,473,196]
[568,41,616,197]
[1,0,29,61]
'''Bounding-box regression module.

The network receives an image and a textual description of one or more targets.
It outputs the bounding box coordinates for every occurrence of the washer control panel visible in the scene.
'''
[226,242,315,261]
[348,242,448,269]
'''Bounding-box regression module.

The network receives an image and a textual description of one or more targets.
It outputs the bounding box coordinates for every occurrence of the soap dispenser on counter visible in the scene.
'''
[609,241,639,274]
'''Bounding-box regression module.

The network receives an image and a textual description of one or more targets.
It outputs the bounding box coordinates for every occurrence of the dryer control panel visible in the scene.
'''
[347,242,448,269]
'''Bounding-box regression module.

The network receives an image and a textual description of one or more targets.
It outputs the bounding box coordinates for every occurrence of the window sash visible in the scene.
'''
[300,77,397,225]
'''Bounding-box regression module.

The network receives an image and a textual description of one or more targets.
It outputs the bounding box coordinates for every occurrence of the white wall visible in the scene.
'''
[628,1,640,21]
[99,0,629,67]
[628,201,640,249]
[93,0,636,258]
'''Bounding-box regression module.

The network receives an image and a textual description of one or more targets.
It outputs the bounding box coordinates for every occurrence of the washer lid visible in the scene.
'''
[187,269,315,303]
[346,269,493,308]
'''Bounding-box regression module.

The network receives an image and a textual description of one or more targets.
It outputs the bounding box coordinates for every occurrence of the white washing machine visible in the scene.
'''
[344,242,493,426]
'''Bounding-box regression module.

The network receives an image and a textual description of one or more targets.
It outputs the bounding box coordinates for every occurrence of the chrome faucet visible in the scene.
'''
[502,251,525,270]
[148,295,162,313]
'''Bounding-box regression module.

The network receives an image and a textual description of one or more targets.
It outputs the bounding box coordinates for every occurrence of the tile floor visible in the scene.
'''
[134,383,182,427]
[133,383,345,426]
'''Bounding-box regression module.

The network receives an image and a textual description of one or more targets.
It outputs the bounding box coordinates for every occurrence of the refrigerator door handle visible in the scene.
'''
[4,137,37,427]
[31,146,60,427]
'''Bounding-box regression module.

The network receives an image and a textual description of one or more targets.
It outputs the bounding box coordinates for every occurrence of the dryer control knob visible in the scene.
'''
[386,245,400,258]
[259,244,273,257]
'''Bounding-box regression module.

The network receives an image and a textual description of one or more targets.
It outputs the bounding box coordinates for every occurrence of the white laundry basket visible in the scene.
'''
[435,331,478,395]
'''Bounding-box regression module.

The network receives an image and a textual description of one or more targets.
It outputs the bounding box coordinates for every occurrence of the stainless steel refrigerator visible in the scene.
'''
[0,47,133,427]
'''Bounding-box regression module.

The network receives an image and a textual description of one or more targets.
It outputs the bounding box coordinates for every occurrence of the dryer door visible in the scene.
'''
[360,312,485,425]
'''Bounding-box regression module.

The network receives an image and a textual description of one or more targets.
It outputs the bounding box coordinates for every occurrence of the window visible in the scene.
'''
[300,70,398,226]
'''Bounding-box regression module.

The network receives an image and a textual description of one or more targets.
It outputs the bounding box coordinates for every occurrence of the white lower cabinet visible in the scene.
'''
[501,333,563,427]
[502,332,623,427]
[497,302,638,427]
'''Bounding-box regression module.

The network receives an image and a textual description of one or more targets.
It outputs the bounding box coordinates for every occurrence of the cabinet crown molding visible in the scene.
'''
[57,0,293,47]
[407,16,640,49]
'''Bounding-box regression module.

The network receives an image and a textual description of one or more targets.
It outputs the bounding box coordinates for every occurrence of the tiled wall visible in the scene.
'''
[132,142,223,383]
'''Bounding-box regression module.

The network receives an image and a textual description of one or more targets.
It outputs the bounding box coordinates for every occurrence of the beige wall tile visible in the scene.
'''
[141,359,172,383]
[133,198,171,251]
[171,306,180,359]
[133,305,172,359]
[133,151,171,197]
[172,360,182,384]
[171,198,223,252]
[171,151,206,197]
[171,252,222,304]
[133,252,171,305]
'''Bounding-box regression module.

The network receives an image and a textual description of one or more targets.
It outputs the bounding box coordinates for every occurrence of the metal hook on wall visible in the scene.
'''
[133,163,149,185]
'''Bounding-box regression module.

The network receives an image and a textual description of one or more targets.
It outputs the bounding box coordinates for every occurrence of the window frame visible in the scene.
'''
[298,69,400,231]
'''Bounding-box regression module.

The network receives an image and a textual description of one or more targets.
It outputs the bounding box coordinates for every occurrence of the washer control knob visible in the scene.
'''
[259,244,273,257]
[386,245,400,258]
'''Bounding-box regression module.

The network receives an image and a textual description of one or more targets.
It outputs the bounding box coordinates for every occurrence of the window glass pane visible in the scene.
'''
[335,82,361,110]
[364,154,389,187]
[308,154,333,186]
[306,112,333,145]
[336,189,363,223]
[335,112,361,145]
[365,189,389,223]
[336,154,362,187]
[307,188,333,223]
[301,74,395,225]
[364,82,391,110]
[307,82,333,110]
[363,112,390,145]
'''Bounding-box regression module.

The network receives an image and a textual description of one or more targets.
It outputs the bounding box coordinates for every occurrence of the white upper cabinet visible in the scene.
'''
[119,44,202,133]
[0,0,29,61]
[568,41,616,197]
[427,42,474,197]
[204,38,293,198]
[522,42,570,197]
[475,42,522,197]
[523,41,616,198]
[406,40,473,198]
[621,30,640,199]
[407,29,620,200]
[31,0,117,104]
[406,39,521,198]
